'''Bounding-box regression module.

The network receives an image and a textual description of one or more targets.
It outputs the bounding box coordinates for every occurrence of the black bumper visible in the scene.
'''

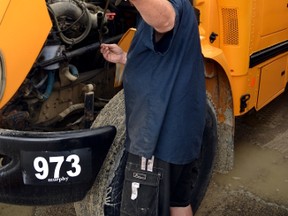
[0,126,116,205]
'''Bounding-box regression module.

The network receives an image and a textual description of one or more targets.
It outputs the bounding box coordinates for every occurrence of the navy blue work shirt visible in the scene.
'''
[123,0,206,165]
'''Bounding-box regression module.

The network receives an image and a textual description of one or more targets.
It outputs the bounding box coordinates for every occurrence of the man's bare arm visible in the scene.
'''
[129,0,176,33]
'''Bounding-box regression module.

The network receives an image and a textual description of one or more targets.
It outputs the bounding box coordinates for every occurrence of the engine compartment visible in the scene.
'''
[0,0,137,131]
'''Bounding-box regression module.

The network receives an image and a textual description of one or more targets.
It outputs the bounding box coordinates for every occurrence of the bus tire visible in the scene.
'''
[190,96,217,212]
[74,90,217,215]
[74,90,126,216]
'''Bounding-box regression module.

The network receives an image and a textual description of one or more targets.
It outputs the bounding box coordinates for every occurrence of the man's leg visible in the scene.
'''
[169,161,198,216]
[170,205,193,216]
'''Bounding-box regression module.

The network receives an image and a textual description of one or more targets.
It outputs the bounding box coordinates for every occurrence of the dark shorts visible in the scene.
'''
[120,152,198,216]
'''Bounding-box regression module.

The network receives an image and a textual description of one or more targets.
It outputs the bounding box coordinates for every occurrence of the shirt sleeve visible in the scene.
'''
[140,0,183,55]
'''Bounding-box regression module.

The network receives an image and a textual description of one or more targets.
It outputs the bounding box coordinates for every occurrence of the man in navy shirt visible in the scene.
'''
[101,0,206,215]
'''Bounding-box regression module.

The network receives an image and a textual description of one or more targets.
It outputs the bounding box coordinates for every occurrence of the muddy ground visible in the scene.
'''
[196,91,288,216]
[1,91,288,216]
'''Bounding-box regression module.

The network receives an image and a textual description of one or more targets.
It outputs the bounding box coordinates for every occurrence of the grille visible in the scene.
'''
[222,8,239,45]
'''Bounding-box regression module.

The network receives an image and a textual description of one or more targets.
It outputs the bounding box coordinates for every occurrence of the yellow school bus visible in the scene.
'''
[197,0,288,173]
[0,0,287,214]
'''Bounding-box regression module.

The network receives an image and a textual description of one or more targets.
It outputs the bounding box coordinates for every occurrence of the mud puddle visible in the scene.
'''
[214,142,288,206]
[197,140,288,216]
[219,92,288,207]
[197,91,288,216]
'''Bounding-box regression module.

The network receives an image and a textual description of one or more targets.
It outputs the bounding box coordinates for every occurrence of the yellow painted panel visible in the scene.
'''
[0,0,10,25]
[114,28,136,87]
[259,0,288,37]
[257,56,287,109]
[251,0,288,52]
[0,0,52,108]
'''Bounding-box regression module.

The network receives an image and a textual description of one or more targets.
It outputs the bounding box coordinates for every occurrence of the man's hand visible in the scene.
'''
[100,43,127,65]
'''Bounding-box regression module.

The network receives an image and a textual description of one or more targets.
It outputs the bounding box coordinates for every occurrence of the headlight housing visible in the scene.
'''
[0,50,6,100]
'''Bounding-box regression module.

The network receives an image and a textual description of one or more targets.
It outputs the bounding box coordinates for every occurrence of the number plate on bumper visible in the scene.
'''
[0,126,116,205]
[21,148,92,185]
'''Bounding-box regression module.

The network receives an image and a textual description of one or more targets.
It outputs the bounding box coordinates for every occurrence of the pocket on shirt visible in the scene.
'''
[120,162,161,216]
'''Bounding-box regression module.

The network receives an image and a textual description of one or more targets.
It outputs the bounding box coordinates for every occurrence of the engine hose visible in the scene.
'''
[33,73,48,89]
[58,103,85,121]
[47,0,92,45]
[35,34,123,68]
[63,64,79,81]
[41,70,55,101]
[38,103,85,127]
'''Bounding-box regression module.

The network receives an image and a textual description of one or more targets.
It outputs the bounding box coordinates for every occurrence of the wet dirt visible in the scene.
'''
[0,203,34,216]
[1,91,288,215]
[196,144,288,216]
[196,91,288,216]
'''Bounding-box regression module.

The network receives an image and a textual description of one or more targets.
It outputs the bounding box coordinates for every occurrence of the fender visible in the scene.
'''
[201,43,233,90]
[202,42,237,120]
[0,0,52,108]
[114,28,136,87]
